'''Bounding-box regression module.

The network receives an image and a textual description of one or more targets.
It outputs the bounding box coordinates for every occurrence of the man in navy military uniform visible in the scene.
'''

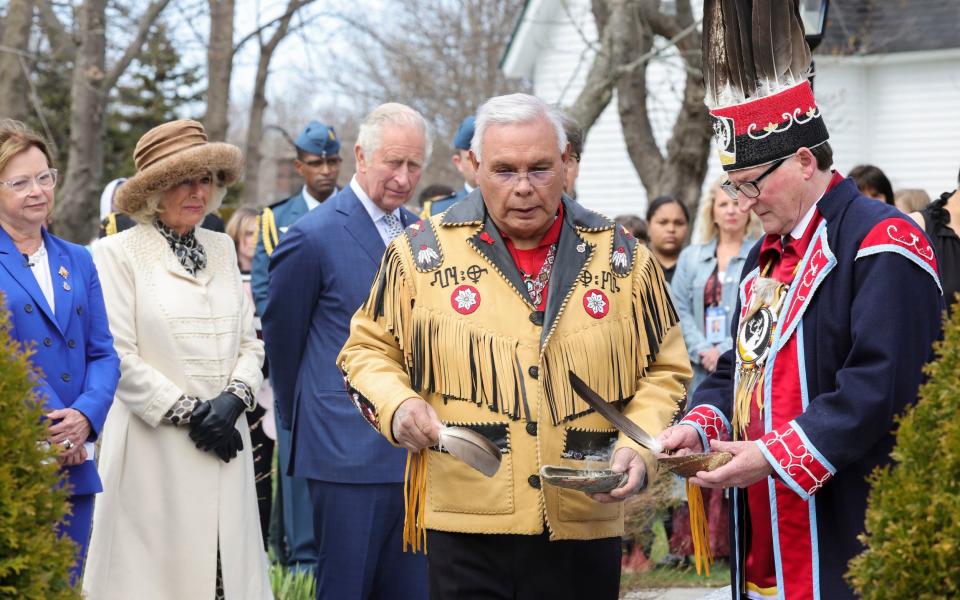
[251,119,341,573]
[423,115,476,216]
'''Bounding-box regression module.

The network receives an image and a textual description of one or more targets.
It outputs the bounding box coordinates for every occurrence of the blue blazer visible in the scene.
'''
[0,228,119,496]
[251,193,309,316]
[671,236,756,391]
[262,186,415,483]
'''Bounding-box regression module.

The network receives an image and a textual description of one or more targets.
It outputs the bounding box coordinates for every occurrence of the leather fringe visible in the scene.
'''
[403,450,428,553]
[543,253,679,424]
[367,245,416,358]
[366,245,678,425]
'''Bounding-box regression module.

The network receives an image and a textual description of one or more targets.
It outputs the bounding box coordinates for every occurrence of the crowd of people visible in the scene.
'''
[1,3,957,599]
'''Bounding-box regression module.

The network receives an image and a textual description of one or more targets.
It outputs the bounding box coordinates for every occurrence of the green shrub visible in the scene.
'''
[847,306,960,598]
[0,296,77,598]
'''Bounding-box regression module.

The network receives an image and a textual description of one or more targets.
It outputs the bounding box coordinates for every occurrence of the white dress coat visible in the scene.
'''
[84,224,271,600]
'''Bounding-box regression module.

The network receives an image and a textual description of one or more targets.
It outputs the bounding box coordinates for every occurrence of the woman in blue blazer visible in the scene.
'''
[0,120,119,581]
[672,177,761,393]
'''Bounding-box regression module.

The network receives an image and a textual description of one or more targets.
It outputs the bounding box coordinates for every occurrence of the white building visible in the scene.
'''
[501,0,960,219]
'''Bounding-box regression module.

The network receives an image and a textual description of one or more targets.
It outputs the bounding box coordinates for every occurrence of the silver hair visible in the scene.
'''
[130,185,228,225]
[471,93,568,161]
[356,103,432,162]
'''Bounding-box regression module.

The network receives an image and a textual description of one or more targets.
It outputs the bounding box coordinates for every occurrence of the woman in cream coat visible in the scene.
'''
[84,120,271,599]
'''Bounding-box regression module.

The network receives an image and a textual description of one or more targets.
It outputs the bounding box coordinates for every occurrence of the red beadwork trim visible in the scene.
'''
[710,81,818,136]
[760,424,832,497]
[859,218,938,275]
[682,405,731,445]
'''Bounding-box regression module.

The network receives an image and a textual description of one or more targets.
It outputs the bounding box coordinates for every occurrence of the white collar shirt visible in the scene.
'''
[350,175,404,246]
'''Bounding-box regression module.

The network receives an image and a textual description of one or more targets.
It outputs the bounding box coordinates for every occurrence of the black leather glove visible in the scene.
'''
[189,392,247,451]
[211,428,244,463]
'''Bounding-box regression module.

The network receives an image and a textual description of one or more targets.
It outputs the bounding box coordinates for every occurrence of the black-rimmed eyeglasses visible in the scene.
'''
[721,158,787,200]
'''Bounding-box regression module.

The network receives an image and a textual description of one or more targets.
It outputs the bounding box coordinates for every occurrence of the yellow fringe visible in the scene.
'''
[367,241,678,425]
[543,251,678,423]
[687,480,712,577]
[402,450,428,553]
[261,207,278,256]
[365,245,416,357]
[410,309,526,418]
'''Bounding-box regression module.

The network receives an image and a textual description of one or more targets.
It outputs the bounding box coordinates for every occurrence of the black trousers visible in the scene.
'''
[245,403,274,549]
[426,529,621,600]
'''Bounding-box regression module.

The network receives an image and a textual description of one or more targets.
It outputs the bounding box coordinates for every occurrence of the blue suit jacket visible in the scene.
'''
[252,193,309,316]
[262,187,415,483]
[0,228,119,496]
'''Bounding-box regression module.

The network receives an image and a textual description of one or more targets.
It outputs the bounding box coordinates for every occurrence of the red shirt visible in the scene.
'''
[501,204,564,310]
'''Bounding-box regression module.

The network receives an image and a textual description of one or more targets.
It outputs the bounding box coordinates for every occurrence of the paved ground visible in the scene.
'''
[624,586,731,600]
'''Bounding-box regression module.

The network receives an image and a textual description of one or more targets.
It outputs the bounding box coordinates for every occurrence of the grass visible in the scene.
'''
[269,562,317,600]
[621,562,730,591]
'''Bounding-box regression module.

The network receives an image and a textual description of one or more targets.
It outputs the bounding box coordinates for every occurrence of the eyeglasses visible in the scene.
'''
[488,170,557,187]
[720,158,787,200]
[1,169,58,195]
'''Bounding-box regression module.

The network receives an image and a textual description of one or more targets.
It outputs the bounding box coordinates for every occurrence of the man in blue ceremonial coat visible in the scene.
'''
[251,119,341,572]
[423,115,476,216]
[658,3,944,597]
[262,103,429,599]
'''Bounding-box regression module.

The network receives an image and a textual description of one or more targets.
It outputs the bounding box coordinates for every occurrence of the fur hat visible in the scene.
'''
[115,120,243,216]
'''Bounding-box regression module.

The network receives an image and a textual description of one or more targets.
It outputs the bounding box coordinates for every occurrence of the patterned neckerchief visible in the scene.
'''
[155,219,207,276]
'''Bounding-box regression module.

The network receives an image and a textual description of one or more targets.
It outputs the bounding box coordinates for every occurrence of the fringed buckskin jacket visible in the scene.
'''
[338,192,691,540]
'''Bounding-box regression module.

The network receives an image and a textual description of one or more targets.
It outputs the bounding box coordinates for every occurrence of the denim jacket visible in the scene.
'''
[671,236,756,391]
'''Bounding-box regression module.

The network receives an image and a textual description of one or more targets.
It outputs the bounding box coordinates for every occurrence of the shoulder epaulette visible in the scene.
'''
[610,224,638,277]
[856,217,941,291]
[268,197,291,210]
[260,206,280,256]
[404,218,444,272]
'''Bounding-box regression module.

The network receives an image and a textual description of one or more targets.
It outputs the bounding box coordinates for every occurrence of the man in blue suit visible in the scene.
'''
[424,115,476,216]
[262,103,429,600]
[251,120,341,571]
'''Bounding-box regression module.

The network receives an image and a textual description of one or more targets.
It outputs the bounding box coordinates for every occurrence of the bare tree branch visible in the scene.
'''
[233,1,319,53]
[35,0,72,58]
[570,0,710,212]
[103,0,173,92]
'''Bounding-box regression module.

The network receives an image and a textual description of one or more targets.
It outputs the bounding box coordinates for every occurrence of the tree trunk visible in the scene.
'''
[568,0,633,134]
[204,0,235,141]
[56,0,107,242]
[240,0,311,207]
[0,0,35,122]
[570,0,711,216]
[55,0,172,242]
[241,50,271,206]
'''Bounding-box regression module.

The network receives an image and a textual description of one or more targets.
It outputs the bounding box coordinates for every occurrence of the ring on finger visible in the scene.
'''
[62,438,74,450]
